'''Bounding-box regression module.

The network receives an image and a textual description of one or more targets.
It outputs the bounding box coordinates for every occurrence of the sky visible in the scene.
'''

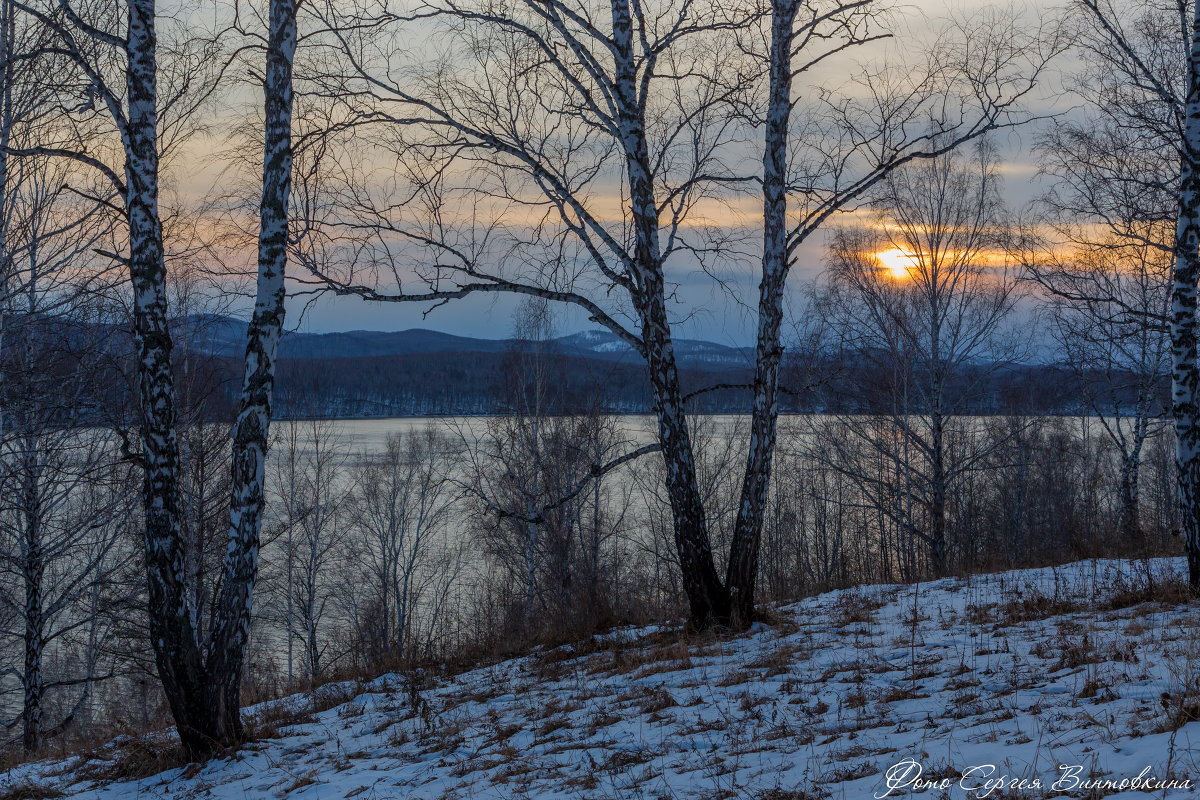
[283,145,1049,346]
[216,0,1064,348]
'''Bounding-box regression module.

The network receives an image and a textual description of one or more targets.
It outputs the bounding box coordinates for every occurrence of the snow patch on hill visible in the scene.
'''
[6,559,1200,800]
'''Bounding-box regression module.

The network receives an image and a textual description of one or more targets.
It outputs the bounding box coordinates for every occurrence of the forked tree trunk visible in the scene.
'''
[205,0,296,743]
[1175,3,1200,594]
[726,0,798,627]
[647,350,728,626]
[130,0,296,756]
[609,0,728,628]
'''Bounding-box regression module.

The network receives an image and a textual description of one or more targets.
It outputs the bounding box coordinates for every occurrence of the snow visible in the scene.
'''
[6,558,1200,799]
[590,340,634,353]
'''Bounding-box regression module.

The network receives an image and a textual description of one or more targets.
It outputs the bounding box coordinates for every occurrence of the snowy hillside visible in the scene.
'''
[5,559,1200,800]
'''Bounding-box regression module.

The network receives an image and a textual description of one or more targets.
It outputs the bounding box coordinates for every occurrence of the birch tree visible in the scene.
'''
[0,282,130,756]
[1051,0,1200,589]
[0,421,132,753]
[300,0,1057,627]
[205,0,298,742]
[723,0,1062,622]
[308,0,747,627]
[0,154,128,753]
[3,0,217,754]
[267,417,348,683]
[6,0,302,753]
[346,429,455,662]
[0,1,130,753]
[0,0,16,340]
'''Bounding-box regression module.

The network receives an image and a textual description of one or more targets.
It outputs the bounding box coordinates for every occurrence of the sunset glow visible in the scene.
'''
[874,248,919,279]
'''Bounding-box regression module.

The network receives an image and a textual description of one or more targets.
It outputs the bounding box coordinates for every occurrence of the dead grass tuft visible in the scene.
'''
[758,785,830,799]
[1104,574,1193,611]
[72,734,190,785]
[245,700,314,742]
[832,592,885,626]
[0,781,66,800]
[1157,691,1200,732]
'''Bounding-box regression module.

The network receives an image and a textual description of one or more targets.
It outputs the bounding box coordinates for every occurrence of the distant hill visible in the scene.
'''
[2,313,1129,420]
[180,314,755,370]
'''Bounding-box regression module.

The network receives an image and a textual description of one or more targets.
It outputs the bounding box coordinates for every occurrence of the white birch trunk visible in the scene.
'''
[209,0,297,735]
[122,0,215,757]
[1174,2,1200,592]
[608,0,728,627]
[726,0,798,625]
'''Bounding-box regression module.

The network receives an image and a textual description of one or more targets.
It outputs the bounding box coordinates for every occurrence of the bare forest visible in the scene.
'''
[1,0,1199,794]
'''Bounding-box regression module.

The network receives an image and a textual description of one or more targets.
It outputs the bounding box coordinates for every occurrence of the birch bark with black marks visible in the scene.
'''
[206,0,297,741]
[1063,0,1200,588]
[120,0,219,757]
[6,0,258,757]
[608,0,729,627]
[308,0,740,628]
[725,0,797,626]
[723,0,1054,621]
[1174,3,1200,590]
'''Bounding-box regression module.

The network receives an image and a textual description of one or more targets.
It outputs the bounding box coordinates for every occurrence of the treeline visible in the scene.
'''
[0,313,1132,419]
[267,343,1135,418]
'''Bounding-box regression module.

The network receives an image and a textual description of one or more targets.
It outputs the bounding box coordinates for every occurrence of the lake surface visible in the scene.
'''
[273,414,754,453]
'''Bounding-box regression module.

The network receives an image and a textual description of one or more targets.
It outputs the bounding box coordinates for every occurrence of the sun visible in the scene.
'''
[874,248,918,280]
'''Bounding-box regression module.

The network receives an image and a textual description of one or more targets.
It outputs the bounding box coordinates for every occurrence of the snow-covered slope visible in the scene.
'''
[6,559,1200,799]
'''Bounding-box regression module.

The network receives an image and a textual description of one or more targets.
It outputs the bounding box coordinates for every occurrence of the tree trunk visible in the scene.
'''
[124,0,216,759]
[21,489,44,753]
[928,413,948,576]
[647,351,729,627]
[395,574,409,659]
[608,0,728,628]
[525,417,540,624]
[0,0,13,332]
[306,601,319,681]
[927,508,947,576]
[206,0,297,744]
[524,510,538,621]
[726,0,798,627]
[1118,453,1143,544]
[1175,3,1200,594]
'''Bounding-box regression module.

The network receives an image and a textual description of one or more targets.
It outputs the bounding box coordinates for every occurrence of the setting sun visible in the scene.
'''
[874,248,918,279]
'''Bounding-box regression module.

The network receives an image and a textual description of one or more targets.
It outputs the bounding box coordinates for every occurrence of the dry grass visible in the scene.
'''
[831,591,885,626]
[0,781,66,800]
[1103,574,1193,611]
[757,787,830,800]
[244,699,315,742]
[10,561,1199,800]
[71,734,192,785]
[971,590,1084,628]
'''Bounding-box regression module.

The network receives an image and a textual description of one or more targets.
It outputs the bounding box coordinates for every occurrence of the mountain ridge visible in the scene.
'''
[179,314,755,368]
